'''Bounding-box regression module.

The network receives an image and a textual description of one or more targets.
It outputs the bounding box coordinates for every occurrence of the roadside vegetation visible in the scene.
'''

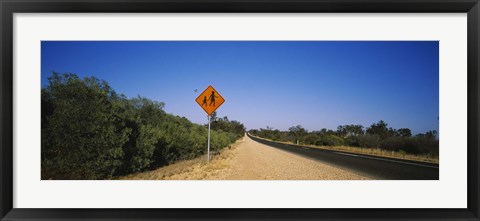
[249,121,439,163]
[120,137,243,180]
[41,73,245,180]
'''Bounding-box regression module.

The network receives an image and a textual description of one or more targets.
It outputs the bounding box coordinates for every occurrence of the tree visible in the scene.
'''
[304,133,320,145]
[210,111,218,121]
[118,96,166,173]
[366,120,390,139]
[350,125,365,136]
[210,115,246,138]
[337,124,364,137]
[42,73,246,179]
[42,73,130,179]
[396,128,412,137]
[249,129,259,135]
[415,130,437,139]
[288,125,308,144]
[425,130,438,139]
[336,125,348,137]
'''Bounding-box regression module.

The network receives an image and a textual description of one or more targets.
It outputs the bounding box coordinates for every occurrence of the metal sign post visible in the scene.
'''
[207,115,211,162]
[195,85,225,163]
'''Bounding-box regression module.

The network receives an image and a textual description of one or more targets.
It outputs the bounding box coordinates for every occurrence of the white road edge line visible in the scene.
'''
[333,152,359,157]
[333,152,439,169]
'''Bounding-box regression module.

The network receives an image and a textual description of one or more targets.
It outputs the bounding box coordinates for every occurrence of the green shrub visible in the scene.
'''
[380,136,439,155]
[352,135,380,148]
[315,135,344,146]
[251,122,438,158]
[380,137,405,152]
[304,134,320,145]
[41,72,244,179]
[41,73,130,179]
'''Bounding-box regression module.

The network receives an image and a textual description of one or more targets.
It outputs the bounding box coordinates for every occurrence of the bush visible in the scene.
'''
[315,135,344,146]
[304,134,320,145]
[42,72,244,179]
[415,137,439,156]
[41,73,130,179]
[347,135,380,148]
[380,137,405,152]
[380,136,439,155]
[251,121,438,158]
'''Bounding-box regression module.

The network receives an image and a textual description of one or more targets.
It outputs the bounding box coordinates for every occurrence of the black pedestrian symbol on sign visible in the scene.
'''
[195,85,225,116]
[202,96,208,106]
[209,91,218,106]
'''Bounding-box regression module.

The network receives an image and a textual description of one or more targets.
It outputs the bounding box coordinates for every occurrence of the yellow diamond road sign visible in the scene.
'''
[196,85,225,116]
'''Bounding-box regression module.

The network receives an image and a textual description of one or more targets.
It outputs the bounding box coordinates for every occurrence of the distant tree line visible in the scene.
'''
[42,73,245,180]
[249,120,438,156]
[209,112,246,136]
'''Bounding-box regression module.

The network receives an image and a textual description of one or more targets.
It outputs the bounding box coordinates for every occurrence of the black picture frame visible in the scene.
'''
[1,0,479,220]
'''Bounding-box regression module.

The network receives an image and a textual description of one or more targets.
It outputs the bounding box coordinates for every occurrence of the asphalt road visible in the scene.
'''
[248,134,439,180]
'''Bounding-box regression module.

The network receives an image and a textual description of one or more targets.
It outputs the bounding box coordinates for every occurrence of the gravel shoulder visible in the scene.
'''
[120,135,370,180]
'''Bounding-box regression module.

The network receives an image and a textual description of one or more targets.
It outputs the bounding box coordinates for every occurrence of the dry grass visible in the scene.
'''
[252,135,439,164]
[118,138,243,180]
[308,145,438,163]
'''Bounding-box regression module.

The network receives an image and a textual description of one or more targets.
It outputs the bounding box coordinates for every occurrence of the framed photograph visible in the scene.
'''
[1,0,479,220]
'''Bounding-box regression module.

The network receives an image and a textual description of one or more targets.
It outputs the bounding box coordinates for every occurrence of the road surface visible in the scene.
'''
[121,134,438,180]
[121,134,369,180]
[248,134,439,180]
[222,135,369,180]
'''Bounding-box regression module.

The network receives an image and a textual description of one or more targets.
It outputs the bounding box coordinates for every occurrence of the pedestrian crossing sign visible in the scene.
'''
[195,85,225,116]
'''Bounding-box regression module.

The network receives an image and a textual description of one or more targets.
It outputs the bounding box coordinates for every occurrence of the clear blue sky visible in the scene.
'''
[41,41,439,135]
